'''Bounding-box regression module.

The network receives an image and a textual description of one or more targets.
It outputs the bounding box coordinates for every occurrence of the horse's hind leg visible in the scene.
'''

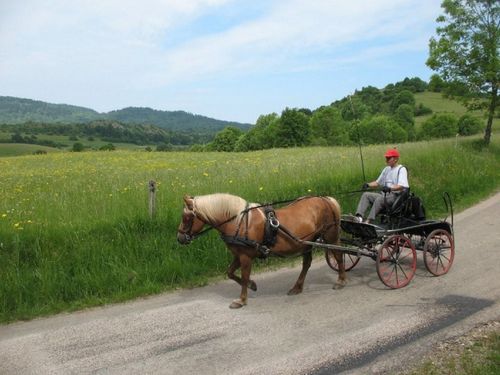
[287,251,312,295]
[227,254,257,292]
[332,250,347,289]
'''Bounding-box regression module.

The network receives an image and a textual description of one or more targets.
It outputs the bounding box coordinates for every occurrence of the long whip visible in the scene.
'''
[348,95,366,182]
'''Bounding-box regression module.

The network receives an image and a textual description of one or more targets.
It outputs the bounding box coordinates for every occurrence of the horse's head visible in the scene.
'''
[177,195,207,245]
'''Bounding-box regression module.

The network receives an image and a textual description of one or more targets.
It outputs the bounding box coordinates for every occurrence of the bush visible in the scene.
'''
[420,113,458,139]
[458,114,483,136]
[156,143,173,152]
[72,142,84,152]
[99,143,116,151]
[414,103,433,116]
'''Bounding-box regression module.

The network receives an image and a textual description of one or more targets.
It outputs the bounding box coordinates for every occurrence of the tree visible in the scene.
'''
[390,90,416,112]
[235,113,279,151]
[310,106,350,145]
[394,104,417,140]
[428,74,447,92]
[209,126,243,152]
[420,113,459,139]
[427,0,499,145]
[352,115,407,144]
[458,113,484,135]
[274,108,310,148]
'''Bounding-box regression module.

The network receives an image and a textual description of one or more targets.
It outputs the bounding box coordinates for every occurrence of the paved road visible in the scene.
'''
[1,193,499,375]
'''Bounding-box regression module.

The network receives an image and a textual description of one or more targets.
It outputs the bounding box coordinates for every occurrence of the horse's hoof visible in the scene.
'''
[249,281,257,292]
[229,299,246,309]
[333,282,345,290]
[287,288,302,295]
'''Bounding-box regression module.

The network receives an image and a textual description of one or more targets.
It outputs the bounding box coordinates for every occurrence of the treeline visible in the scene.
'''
[0,120,219,147]
[0,96,251,132]
[199,77,484,152]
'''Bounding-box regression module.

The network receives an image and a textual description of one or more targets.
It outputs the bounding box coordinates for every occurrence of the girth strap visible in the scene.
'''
[220,234,271,258]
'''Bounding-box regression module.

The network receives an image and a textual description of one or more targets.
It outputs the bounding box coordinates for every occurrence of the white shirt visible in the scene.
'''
[376,165,409,189]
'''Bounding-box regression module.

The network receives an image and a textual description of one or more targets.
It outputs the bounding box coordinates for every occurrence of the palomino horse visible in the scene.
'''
[177,193,345,309]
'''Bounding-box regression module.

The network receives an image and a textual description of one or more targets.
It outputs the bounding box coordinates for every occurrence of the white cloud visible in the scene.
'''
[157,0,441,84]
[0,0,442,118]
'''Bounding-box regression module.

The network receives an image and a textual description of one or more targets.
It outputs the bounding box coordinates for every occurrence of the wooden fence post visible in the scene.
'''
[149,180,156,219]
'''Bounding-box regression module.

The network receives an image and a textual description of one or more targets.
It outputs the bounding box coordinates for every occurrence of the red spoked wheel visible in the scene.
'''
[423,229,454,276]
[376,235,417,289]
[325,250,361,272]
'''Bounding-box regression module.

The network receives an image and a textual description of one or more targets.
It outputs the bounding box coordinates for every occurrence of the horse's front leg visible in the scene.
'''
[227,254,257,292]
[230,254,253,309]
[287,251,312,295]
[332,250,347,289]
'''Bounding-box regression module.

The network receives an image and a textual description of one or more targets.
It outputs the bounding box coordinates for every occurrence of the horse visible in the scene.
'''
[177,193,346,309]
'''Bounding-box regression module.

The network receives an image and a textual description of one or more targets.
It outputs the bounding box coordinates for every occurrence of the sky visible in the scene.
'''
[0,0,443,124]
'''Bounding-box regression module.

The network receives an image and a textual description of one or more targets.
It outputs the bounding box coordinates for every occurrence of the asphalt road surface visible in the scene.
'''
[1,193,499,375]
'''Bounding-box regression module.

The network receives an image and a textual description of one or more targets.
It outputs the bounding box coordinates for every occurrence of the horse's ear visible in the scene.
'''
[183,195,194,210]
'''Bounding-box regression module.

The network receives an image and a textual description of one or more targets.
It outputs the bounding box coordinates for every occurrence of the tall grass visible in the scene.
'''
[1,137,499,322]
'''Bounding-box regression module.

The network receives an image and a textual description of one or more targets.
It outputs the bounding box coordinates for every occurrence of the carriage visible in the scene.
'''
[320,191,455,289]
[177,190,455,308]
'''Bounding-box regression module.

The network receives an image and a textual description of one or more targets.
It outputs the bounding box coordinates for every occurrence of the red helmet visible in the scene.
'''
[384,148,400,158]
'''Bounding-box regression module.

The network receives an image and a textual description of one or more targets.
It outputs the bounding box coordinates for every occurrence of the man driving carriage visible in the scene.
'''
[355,148,409,224]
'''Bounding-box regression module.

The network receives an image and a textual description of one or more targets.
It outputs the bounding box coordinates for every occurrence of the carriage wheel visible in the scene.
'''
[423,229,454,276]
[325,250,361,272]
[376,235,417,289]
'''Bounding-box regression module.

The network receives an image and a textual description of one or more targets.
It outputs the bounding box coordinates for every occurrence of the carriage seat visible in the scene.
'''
[379,189,426,223]
[383,188,410,217]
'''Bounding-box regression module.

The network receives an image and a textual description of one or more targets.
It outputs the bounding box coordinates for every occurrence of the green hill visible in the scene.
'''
[0,96,252,131]
[0,96,100,123]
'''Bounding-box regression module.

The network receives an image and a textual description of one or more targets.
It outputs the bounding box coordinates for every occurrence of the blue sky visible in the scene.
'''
[0,0,443,124]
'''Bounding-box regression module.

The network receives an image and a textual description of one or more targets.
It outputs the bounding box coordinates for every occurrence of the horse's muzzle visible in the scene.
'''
[177,232,192,245]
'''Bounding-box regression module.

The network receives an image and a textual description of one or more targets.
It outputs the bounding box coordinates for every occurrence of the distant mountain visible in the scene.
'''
[0,96,100,123]
[106,107,251,131]
[0,96,252,131]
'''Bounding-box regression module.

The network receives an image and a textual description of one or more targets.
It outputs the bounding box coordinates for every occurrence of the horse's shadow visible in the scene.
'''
[200,254,435,303]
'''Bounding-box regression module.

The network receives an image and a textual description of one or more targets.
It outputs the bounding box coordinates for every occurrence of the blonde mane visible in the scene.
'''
[194,193,256,224]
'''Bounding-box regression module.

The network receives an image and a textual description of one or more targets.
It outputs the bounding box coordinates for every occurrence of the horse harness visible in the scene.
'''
[220,204,281,258]
[220,197,337,259]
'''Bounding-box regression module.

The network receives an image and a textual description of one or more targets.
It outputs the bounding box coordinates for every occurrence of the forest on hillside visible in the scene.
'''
[0,76,491,152]
[201,76,487,152]
[0,120,218,147]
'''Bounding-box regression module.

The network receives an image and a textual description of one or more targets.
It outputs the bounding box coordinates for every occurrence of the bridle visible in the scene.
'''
[177,208,197,243]
[178,206,239,244]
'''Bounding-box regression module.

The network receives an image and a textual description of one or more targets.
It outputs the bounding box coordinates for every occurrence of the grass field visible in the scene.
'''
[0,143,62,157]
[414,91,493,129]
[1,134,499,323]
[0,131,153,155]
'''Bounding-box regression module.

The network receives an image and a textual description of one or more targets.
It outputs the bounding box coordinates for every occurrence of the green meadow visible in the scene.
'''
[414,91,489,128]
[1,135,499,323]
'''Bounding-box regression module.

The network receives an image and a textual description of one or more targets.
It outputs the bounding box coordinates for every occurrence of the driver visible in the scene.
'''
[354,148,409,224]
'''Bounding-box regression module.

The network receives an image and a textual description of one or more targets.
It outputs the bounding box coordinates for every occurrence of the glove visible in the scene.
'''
[381,186,391,193]
[362,182,369,190]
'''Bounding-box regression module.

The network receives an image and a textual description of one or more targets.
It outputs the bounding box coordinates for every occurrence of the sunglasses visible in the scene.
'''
[385,157,394,161]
